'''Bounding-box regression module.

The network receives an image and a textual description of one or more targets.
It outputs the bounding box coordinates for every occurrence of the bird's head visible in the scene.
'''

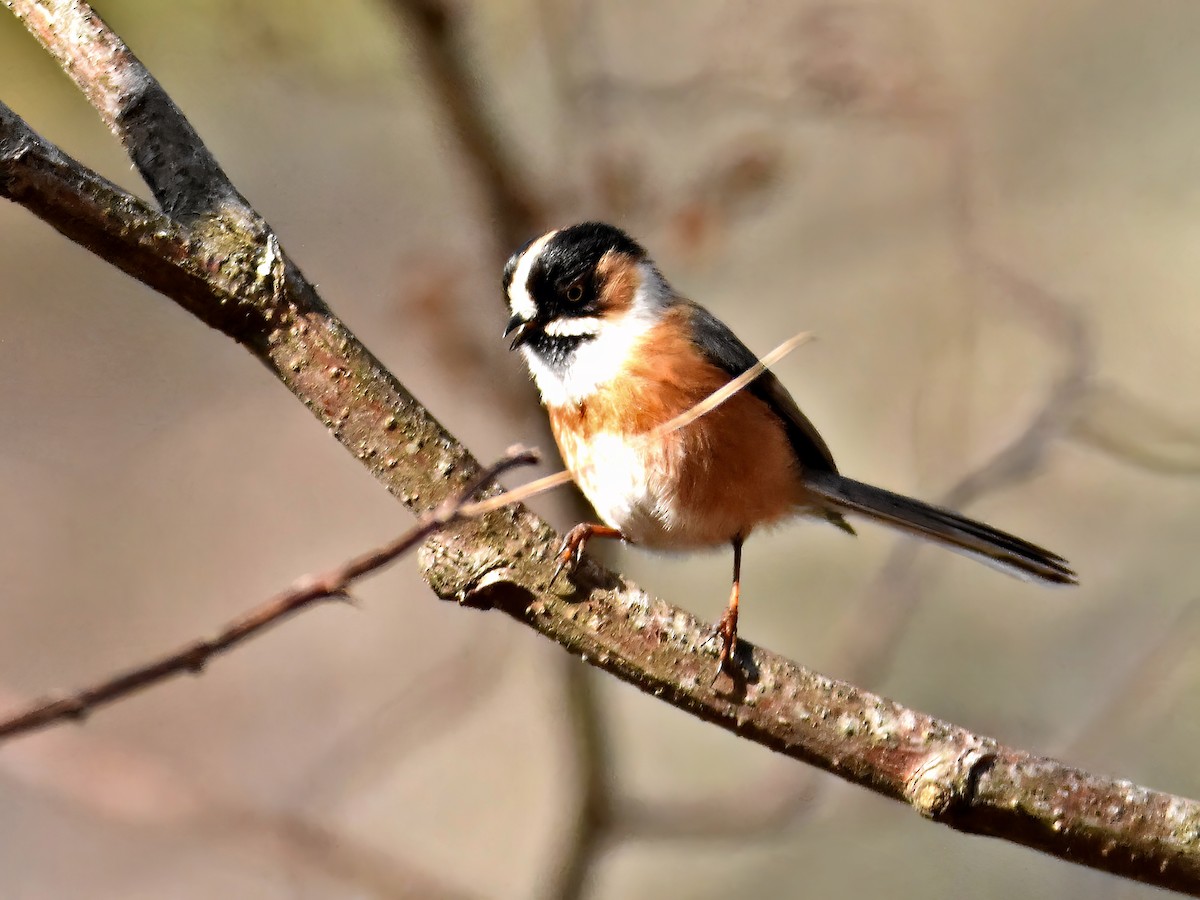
[502,222,672,407]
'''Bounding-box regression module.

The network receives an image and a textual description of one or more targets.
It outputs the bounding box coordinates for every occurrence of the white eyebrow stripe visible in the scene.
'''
[507,229,557,321]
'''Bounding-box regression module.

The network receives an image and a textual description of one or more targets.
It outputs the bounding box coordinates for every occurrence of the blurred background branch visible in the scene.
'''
[384,0,543,251]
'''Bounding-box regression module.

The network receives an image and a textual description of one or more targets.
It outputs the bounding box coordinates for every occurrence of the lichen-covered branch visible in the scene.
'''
[8,0,246,219]
[2,1,1199,893]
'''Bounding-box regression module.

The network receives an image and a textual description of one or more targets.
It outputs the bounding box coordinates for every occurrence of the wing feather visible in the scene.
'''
[682,301,838,475]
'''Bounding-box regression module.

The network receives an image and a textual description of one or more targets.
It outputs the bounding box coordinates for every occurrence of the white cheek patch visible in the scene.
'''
[543,317,601,338]
[506,230,556,322]
[522,313,652,407]
[520,263,668,407]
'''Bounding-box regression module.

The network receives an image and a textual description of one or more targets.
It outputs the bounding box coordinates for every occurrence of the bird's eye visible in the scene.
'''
[565,282,585,303]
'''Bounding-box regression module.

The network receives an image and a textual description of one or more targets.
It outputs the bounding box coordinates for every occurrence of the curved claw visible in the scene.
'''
[710,570,742,685]
[550,532,585,585]
[711,608,739,684]
[548,523,625,587]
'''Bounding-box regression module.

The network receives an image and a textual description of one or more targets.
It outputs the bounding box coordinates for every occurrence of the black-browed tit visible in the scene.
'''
[503,222,1076,676]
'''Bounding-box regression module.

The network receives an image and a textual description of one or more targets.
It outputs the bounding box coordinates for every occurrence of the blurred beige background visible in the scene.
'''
[3,1,1200,897]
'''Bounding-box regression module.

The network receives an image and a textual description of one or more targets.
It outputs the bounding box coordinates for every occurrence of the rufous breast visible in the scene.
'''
[547,305,805,549]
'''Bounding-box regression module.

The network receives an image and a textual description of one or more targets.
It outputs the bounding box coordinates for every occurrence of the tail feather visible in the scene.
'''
[804,472,1076,585]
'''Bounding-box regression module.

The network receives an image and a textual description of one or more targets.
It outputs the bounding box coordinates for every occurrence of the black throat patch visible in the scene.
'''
[523,329,595,371]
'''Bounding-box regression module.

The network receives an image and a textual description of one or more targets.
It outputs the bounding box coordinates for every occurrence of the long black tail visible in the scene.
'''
[804,471,1076,585]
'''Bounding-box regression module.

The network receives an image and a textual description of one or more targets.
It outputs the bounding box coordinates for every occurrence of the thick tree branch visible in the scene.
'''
[8,0,244,219]
[2,2,1199,894]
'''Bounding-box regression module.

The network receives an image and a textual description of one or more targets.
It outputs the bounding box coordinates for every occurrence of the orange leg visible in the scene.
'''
[714,536,743,678]
[551,523,626,584]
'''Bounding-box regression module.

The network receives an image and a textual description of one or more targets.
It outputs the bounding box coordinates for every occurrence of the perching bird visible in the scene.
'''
[502,222,1076,676]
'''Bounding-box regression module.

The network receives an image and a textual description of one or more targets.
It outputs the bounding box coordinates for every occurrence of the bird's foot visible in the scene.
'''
[550,523,625,585]
[711,604,740,684]
[550,524,591,585]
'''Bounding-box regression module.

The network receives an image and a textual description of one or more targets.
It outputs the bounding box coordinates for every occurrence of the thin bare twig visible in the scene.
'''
[0,448,538,741]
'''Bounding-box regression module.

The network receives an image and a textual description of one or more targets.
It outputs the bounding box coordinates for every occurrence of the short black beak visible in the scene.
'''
[504,314,534,350]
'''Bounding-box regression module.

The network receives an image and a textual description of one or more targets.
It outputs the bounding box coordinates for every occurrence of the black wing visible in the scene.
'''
[684,301,838,475]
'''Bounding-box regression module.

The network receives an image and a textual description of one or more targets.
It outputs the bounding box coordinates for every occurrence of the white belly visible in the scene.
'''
[569,430,794,551]
[572,432,680,548]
